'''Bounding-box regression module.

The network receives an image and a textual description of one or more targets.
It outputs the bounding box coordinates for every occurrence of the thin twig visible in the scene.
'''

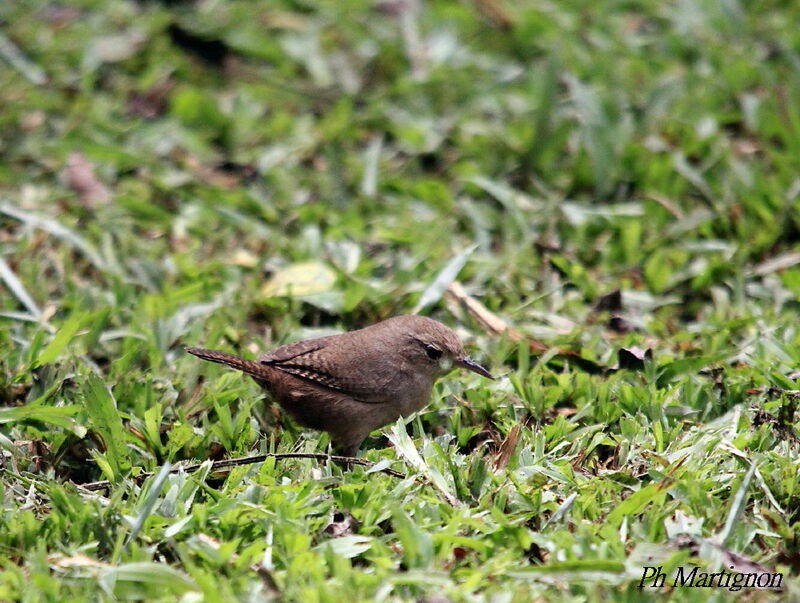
[77,452,406,492]
[446,281,604,373]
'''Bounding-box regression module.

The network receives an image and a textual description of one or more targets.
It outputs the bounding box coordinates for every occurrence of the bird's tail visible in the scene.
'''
[185,347,270,380]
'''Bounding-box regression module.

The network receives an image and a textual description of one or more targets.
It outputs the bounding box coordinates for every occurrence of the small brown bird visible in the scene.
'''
[186,315,493,455]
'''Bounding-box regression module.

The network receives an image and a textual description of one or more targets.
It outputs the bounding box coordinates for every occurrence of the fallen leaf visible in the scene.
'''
[607,316,635,333]
[614,346,653,370]
[493,424,520,472]
[49,553,108,568]
[593,289,623,312]
[226,249,259,268]
[748,252,800,277]
[261,261,336,297]
[127,79,174,118]
[65,152,111,208]
[472,0,515,29]
[323,510,360,538]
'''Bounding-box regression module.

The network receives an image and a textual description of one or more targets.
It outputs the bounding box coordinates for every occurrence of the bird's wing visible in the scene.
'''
[258,336,391,403]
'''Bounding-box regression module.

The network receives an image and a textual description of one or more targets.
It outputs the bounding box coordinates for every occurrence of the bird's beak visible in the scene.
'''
[457,356,494,380]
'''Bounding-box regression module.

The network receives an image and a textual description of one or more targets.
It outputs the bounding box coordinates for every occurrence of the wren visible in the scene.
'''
[186,315,493,456]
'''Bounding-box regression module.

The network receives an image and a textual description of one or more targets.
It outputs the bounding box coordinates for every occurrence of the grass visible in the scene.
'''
[1,0,800,600]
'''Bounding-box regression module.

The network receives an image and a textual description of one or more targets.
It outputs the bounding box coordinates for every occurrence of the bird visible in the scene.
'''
[186,315,493,456]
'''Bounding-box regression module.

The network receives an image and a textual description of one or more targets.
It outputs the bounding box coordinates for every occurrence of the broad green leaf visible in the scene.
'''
[82,374,131,478]
[314,535,373,558]
[656,353,727,388]
[0,404,83,431]
[718,462,756,545]
[391,507,433,569]
[36,312,85,366]
[98,562,198,599]
[387,418,459,507]
[606,484,664,526]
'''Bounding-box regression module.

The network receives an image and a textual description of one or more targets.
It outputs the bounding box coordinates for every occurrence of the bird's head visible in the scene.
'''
[389,315,494,380]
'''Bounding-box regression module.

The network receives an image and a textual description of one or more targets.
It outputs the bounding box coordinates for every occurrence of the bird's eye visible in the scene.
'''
[423,344,442,360]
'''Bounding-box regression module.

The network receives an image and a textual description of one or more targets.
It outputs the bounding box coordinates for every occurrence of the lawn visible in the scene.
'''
[1,0,799,600]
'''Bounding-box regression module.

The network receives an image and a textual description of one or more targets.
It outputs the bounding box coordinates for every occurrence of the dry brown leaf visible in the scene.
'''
[226,249,259,268]
[748,252,800,277]
[127,79,174,118]
[613,346,653,371]
[445,281,543,349]
[646,193,684,219]
[493,424,521,472]
[473,0,515,29]
[49,553,108,568]
[593,289,623,312]
[323,510,360,538]
[65,152,111,208]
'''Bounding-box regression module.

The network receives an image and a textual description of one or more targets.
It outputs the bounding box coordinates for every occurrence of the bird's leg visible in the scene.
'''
[337,442,360,458]
[329,439,362,471]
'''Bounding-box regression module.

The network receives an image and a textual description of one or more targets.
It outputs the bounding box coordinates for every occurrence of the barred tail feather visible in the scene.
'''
[185,347,270,380]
